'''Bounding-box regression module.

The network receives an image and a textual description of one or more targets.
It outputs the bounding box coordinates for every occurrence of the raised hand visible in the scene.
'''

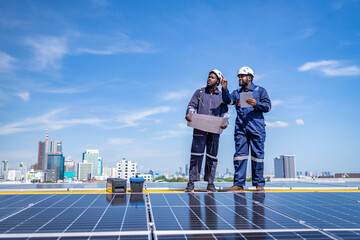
[221,74,228,90]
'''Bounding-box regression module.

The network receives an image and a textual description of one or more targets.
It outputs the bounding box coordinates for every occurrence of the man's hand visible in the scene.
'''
[220,123,228,129]
[185,113,191,122]
[221,74,228,90]
[246,98,257,107]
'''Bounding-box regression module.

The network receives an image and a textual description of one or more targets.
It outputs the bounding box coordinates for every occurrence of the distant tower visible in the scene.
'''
[78,161,93,181]
[1,160,9,179]
[185,164,189,176]
[274,155,296,178]
[117,158,137,180]
[38,129,63,170]
[19,162,28,182]
[82,150,102,178]
[64,156,76,180]
[37,129,64,182]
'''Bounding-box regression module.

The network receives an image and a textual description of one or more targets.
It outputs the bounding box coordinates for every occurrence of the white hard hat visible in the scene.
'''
[237,66,254,78]
[209,69,223,81]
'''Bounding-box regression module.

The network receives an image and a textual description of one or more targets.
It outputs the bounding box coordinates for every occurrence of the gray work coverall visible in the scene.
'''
[186,87,229,183]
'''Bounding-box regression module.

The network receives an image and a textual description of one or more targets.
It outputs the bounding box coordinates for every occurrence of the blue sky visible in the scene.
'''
[1,0,360,175]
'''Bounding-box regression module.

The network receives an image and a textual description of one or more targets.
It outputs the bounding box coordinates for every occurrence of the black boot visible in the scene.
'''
[185,181,194,192]
[207,182,217,192]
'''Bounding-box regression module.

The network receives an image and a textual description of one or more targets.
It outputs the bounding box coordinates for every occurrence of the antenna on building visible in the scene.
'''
[46,127,49,141]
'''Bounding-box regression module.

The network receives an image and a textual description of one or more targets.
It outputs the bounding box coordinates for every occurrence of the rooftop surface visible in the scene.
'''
[0,182,359,239]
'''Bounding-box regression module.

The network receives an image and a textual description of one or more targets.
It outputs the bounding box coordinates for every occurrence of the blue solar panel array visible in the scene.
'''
[0,192,359,239]
[0,193,149,239]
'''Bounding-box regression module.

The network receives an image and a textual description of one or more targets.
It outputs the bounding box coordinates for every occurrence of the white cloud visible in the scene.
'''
[295,118,305,125]
[118,106,171,127]
[272,100,282,106]
[15,91,30,101]
[298,60,360,76]
[75,32,155,55]
[162,90,192,101]
[23,33,154,72]
[266,121,289,128]
[298,60,338,71]
[321,66,360,76]
[25,36,68,71]
[0,108,103,135]
[0,51,15,72]
[40,87,88,94]
[107,138,134,145]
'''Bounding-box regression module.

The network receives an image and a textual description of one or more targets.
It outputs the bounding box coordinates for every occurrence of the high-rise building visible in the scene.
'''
[19,162,28,182]
[1,160,9,179]
[47,154,65,182]
[37,131,63,171]
[64,156,76,182]
[274,155,296,178]
[78,162,93,181]
[185,164,189,176]
[38,141,45,170]
[82,150,102,178]
[64,157,76,181]
[117,159,137,180]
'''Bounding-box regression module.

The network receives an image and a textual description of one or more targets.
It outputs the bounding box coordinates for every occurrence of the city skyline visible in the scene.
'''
[1,1,360,175]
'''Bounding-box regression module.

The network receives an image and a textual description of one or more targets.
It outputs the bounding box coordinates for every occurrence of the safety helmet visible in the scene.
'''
[209,69,223,82]
[237,66,254,78]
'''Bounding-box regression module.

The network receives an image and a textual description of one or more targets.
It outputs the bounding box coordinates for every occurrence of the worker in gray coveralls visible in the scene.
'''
[185,69,229,192]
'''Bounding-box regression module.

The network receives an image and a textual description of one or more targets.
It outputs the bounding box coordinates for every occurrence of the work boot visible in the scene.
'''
[185,181,194,192]
[256,186,265,192]
[226,185,244,192]
[206,183,217,192]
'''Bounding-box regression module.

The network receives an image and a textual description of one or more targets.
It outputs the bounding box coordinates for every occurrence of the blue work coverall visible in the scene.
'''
[187,87,229,183]
[222,83,271,186]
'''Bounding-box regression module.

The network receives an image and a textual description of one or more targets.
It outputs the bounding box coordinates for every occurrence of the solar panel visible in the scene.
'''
[149,192,360,239]
[253,192,360,229]
[149,192,311,238]
[0,193,150,240]
[321,192,360,202]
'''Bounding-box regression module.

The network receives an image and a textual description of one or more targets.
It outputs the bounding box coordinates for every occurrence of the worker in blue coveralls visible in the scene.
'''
[221,66,271,192]
[185,69,229,193]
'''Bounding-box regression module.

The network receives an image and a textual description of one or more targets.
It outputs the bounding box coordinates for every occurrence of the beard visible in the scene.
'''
[207,80,219,89]
[239,81,247,87]
[207,82,217,88]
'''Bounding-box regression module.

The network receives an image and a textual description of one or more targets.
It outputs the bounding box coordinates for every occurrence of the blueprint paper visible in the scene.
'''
[187,113,227,134]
